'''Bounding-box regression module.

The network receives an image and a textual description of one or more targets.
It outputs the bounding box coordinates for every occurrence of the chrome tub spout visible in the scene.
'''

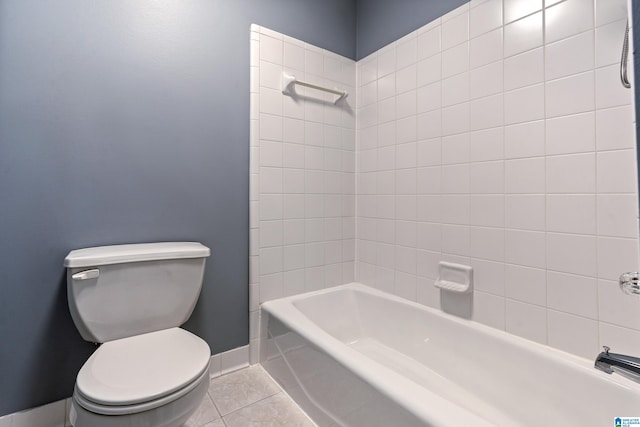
[595,346,640,383]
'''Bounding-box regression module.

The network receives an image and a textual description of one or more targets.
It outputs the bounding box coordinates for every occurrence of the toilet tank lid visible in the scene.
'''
[64,242,210,268]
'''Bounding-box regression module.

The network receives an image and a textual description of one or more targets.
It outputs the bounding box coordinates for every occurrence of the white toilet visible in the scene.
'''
[64,242,212,427]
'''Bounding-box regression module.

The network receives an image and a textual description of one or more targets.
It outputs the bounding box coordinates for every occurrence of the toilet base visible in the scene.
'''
[70,369,210,427]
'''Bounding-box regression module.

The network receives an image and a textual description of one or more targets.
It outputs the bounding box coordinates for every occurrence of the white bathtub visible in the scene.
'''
[261,283,640,427]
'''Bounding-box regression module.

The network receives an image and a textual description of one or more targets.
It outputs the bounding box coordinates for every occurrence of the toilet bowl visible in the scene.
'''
[64,242,212,427]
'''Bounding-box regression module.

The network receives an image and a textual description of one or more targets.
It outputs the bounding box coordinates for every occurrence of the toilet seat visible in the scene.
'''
[75,328,210,414]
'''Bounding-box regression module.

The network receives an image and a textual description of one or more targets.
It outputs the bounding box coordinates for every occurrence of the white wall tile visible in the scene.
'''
[473,291,506,329]
[395,195,417,221]
[395,169,417,194]
[469,61,503,99]
[470,0,503,38]
[442,43,469,77]
[396,220,418,247]
[504,0,542,24]
[441,103,469,136]
[417,138,442,166]
[595,64,634,109]
[396,246,417,275]
[418,26,442,60]
[396,64,417,94]
[417,195,442,222]
[442,195,470,225]
[595,19,628,68]
[417,54,442,87]
[397,90,417,119]
[378,72,396,101]
[441,224,470,256]
[442,11,469,50]
[597,237,639,281]
[442,133,469,164]
[284,42,305,71]
[504,12,543,57]
[547,310,599,359]
[504,84,545,125]
[471,258,505,296]
[260,220,283,248]
[597,194,638,238]
[261,195,283,220]
[545,0,594,44]
[505,194,546,231]
[260,35,283,64]
[547,195,596,235]
[599,278,640,331]
[283,269,305,296]
[377,48,396,78]
[417,222,441,251]
[397,116,417,144]
[595,0,628,26]
[506,299,547,344]
[469,226,504,261]
[396,142,417,169]
[545,71,595,118]
[260,272,283,302]
[442,164,470,194]
[545,30,594,81]
[547,271,598,319]
[546,232,597,276]
[470,127,504,162]
[505,264,546,306]
[417,82,442,113]
[504,120,545,159]
[260,113,283,141]
[505,157,545,193]
[469,161,504,194]
[260,247,283,275]
[469,28,503,68]
[470,94,503,131]
[417,166,442,195]
[596,105,635,151]
[597,150,637,193]
[545,112,595,155]
[305,49,323,76]
[600,323,640,357]
[442,72,470,107]
[504,47,544,91]
[505,230,546,268]
[417,276,441,308]
[284,242,305,270]
[546,153,596,194]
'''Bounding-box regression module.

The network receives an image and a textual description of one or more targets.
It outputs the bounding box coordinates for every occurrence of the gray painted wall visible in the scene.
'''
[0,0,355,416]
[356,0,469,59]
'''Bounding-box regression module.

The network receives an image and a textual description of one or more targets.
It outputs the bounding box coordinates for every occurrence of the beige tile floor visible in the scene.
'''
[184,365,316,427]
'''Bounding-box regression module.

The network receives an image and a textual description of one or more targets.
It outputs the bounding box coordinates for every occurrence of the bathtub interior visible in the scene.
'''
[264,285,640,427]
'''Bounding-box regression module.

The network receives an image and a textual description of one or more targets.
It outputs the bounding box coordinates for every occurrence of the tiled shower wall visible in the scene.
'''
[252,0,640,362]
[355,0,640,359]
[249,25,356,362]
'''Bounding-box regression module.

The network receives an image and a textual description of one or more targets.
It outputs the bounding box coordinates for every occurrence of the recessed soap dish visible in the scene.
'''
[434,262,473,293]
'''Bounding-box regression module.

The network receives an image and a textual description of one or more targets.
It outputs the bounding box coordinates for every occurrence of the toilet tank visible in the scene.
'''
[64,242,210,343]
